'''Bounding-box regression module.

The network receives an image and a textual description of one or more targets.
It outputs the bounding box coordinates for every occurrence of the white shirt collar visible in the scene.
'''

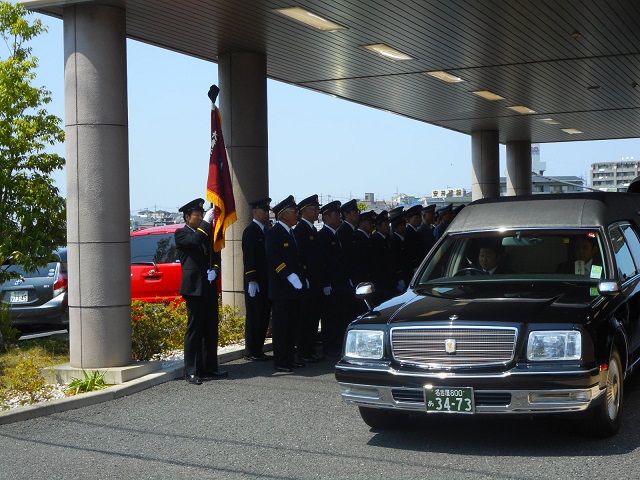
[357,229,370,238]
[252,218,266,232]
[277,220,292,234]
[325,225,337,235]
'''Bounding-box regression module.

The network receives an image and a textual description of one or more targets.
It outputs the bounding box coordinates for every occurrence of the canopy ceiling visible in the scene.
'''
[24,0,640,144]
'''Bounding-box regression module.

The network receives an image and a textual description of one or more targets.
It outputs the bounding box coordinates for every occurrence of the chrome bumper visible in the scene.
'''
[339,382,604,414]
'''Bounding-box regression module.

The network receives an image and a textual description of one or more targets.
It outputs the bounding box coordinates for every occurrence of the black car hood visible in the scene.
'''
[382,280,598,326]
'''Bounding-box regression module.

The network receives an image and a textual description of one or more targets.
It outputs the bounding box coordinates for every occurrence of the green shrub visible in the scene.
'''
[130,298,246,360]
[65,370,110,395]
[0,304,19,353]
[1,353,46,404]
[219,303,245,347]
[131,299,187,361]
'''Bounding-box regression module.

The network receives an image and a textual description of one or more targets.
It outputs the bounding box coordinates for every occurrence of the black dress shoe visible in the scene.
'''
[245,354,271,362]
[186,375,202,385]
[201,371,228,380]
[289,361,305,368]
[300,356,319,363]
[275,366,293,373]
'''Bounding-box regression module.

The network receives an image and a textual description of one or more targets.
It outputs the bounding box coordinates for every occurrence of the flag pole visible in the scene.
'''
[207,85,220,279]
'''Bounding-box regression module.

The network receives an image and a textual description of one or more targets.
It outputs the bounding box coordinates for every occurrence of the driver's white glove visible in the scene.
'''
[287,273,303,290]
[204,207,215,223]
[207,269,217,282]
[248,281,259,297]
[323,286,332,296]
[396,279,405,291]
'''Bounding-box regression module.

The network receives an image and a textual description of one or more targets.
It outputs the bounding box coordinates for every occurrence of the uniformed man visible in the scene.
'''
[433,203,455,241]
[294,194,323,363]
[242,197,272,361]
[337,199,360,320]
[369,210,396,304]
[417,203,437,252]
[266,195,307,373]
[317,200,349,355]
[175,198,227,385]
[404,204,426,272]
[389,206,412,291]
[352,210,376,286]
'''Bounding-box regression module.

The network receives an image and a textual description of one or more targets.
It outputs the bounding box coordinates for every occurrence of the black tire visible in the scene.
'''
[358,406,406,430]
[590,347,623,437]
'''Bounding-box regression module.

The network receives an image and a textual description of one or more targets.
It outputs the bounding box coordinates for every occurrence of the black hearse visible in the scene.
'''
[336,191,640,436]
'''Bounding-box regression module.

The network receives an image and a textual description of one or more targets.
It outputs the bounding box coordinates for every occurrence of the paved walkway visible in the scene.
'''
[0,342,263,425]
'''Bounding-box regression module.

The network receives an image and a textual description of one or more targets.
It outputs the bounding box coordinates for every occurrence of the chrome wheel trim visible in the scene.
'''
[606,356,621,421]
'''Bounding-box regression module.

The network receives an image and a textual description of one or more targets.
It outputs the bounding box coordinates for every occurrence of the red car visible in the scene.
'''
[130,224,184,302]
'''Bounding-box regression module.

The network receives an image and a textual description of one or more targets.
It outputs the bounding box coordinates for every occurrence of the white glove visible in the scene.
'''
[287,273,303,290]
[204,207,215,223]
[323,286,332,296]
[396,279,405,291]
[207,269,217,282]
[248,281,259,298]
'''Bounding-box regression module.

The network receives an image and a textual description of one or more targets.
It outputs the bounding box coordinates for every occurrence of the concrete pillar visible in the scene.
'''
[64,4,131,367]
[506,141,532,196]
[218,52,268,314]
[471,130,500,200]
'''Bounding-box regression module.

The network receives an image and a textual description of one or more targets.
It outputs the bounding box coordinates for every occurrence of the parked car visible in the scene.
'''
[336,192,640,437]
[130,224,184,302]
[0,248,68,327]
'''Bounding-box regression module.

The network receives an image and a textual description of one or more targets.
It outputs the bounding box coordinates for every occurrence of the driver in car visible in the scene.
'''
[477,240,512,275]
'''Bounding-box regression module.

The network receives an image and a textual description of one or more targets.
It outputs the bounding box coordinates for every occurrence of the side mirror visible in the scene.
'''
[598,280,620,296]
[355,282,375,311]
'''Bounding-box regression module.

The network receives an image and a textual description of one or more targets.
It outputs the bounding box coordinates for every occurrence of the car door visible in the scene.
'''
[130,232,182,302]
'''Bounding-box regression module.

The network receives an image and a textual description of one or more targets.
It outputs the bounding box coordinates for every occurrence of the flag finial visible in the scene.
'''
[208,84,220,104]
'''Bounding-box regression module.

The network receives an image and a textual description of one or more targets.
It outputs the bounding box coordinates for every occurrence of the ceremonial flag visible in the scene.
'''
[206,104,237,251]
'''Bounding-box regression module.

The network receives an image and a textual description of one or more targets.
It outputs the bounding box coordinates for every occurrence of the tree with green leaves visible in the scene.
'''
[0,2,65,284]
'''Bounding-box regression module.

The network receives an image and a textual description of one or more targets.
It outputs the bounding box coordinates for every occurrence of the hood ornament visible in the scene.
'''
[449,315,458,321]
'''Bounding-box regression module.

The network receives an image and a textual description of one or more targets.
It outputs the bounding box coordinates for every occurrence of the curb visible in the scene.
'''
[0,342,266,426]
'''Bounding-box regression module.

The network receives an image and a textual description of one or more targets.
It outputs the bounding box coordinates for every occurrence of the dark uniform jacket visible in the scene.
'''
[370,231,396,301]
[404,224,426,271]
[242,220,268,291]
[265,222,306,300]
[337,222,358,283]
[317,225,350,294]
[352,229,372,285]
[175,221,220,296]
[417,223,436,254]
[294,219,321,293]
[390,232,413,285]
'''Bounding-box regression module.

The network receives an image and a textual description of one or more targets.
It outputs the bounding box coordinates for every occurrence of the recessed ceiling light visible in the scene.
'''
[538,118,560,125]
[363,44,413,61]
[274,6,346,32]
[507,105,536,114]
[425,71,464,83]
[472,90,505,101]
[561,128,583,134]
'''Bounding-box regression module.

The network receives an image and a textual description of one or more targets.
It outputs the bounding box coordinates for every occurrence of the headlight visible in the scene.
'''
[527,331,581,361]
[344,330,384,359]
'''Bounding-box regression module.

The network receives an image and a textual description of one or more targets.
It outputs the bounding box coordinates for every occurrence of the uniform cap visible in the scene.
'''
[388,206,406,224]
[340,199,359,213]
[405,205,422,218]
[422,203,437,213]
[272,195,297,217]
[320,200,342,216]
[249,197,271,209]
[359,210,377,223]
[437,203,453,214]
[178,198,205,214]
[375,210,389,224]
[453,204,466,214]
[297,194,320,211]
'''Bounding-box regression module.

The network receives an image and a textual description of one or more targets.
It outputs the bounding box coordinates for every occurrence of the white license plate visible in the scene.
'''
[425,386,475,414]
[9,291,28,303]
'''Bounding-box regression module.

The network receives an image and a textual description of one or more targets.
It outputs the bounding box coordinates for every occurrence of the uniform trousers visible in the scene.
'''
[244,290,271,357]
[297,292,321,359]
[183,293,219,376]
[321,291,350,354]
[271,298,301,368]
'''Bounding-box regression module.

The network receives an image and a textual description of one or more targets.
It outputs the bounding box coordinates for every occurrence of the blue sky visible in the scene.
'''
[29,13,640,213]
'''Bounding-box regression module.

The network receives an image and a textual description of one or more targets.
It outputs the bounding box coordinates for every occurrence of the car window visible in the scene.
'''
[417,230,605,283]
[2,262,59,279]
[131,234,178,264]
[620,224,640,270]
[609,225,637,282]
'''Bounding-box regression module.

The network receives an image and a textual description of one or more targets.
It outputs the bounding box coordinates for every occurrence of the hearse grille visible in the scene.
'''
[390,326,517,368]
